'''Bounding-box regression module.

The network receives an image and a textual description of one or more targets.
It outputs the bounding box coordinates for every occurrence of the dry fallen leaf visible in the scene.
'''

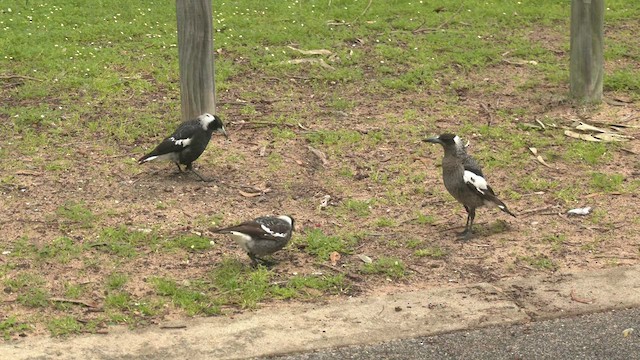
[308,145,329,165]
[329,251,341,266]
[357,254,373,264]
[238,190,262,198]
[593,133,630,142]
[623,328,634,338]
[528,147,551,168]
[576,122,608,133]
[319,195,331,210]
[567,207,592,216]
[564,130,600,142]
[287,46,333,56]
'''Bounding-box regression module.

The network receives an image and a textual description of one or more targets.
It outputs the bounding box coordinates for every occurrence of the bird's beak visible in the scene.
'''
[219,127,229,138]
[423,137,442,144]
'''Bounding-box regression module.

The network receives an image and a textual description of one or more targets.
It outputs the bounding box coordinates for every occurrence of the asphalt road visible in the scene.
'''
[269,307,640,360]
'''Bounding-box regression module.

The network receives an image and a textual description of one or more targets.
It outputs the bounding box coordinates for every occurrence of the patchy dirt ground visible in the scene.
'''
[1,57,639,340]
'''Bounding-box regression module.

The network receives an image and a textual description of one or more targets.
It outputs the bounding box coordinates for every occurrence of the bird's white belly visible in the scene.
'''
[228,232,253,253]
[149,152,180,163]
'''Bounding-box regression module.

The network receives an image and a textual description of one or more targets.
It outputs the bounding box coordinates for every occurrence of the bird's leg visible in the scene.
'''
[248,253,259,268]
[458,206,474,239]
[174,162,183,173]
[248,253,274,268]
[185,163,211,182]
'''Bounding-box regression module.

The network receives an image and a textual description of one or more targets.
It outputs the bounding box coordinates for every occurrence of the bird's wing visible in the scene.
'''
[463,170,516,217]
[145,122,201,157]
[213,217,289,241]
[462,155,484,177]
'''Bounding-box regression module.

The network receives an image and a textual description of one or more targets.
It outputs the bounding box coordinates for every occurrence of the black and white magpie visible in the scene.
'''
[425,133,515,239]
[138,113,227,181]
[212,215,295,267]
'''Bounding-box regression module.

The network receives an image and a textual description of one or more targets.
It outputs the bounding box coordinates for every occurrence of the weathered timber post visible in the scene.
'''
[176,0,216,121]
[570,0,604,103]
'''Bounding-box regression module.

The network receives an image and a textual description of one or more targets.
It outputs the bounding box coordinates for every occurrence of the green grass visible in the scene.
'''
[361,257,407,279]
[565,141,611,166]
[302,229,356,260]
[92,226,158,258]
[47,316,84,337]
[1,316,31,340]
[520,254,558,271]
[55,201,96,229]
[414,246,447,258]
[590,172,624,192]
[542,234,566,253]
[37,236,83,264]
[165,234,213,252]
[106,273,129,290]
[151,277,220,316]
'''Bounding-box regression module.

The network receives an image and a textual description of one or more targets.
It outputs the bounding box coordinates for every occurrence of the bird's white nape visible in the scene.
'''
[453,135,464,149]
[198,113,216,130]
[463,170,488,194]
[277,215,293,225]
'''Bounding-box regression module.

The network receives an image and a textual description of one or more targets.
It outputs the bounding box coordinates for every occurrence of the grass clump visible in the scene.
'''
[151,277,220,316]
[414,246,447,258]
[1,316,31,340]
[303,229,355,260]
[361,257,407,279]
[520,254,557,271]
[47,316,83,337]
[165,234,212,252]
[272,274,348,300]
[590,172,624,192]
[55,201,96,228]
[37,236,83,263]
[210,259,271,309]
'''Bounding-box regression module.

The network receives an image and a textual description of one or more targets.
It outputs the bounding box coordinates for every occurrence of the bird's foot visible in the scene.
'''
[249,255,275,268]
[456,229,473,240]
[186,166,212,182]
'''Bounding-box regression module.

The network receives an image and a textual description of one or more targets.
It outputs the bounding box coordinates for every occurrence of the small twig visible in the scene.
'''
[160,323,188,329]
[49,297,101,309]
[570,289,595,304]
[352,0,373,23]
[519,205,556,217]
[412,4,464,34]
[0,74,43,82]
[593,255,639,260]
[479,103,493,126]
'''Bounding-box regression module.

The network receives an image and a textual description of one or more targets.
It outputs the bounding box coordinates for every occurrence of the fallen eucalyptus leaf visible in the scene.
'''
[576,122,608,133]
[239,190,262,198]
[329,251,341,266]
[593,133,630,142]
[287,46,333,56]
[357,254,373,264]
[564,130,600,142]
[567,207,592,216]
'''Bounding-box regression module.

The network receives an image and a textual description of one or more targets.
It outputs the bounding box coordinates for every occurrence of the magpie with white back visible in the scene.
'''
[425,133,515,239]
[212,215,294,267]
[138,113,227,181]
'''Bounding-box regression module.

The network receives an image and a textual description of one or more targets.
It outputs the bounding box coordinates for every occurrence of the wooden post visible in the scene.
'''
[176,0,216,121]
[570,0,604,103]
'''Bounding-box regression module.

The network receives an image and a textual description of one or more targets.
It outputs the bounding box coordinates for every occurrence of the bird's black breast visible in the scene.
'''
[178,131,211,165]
